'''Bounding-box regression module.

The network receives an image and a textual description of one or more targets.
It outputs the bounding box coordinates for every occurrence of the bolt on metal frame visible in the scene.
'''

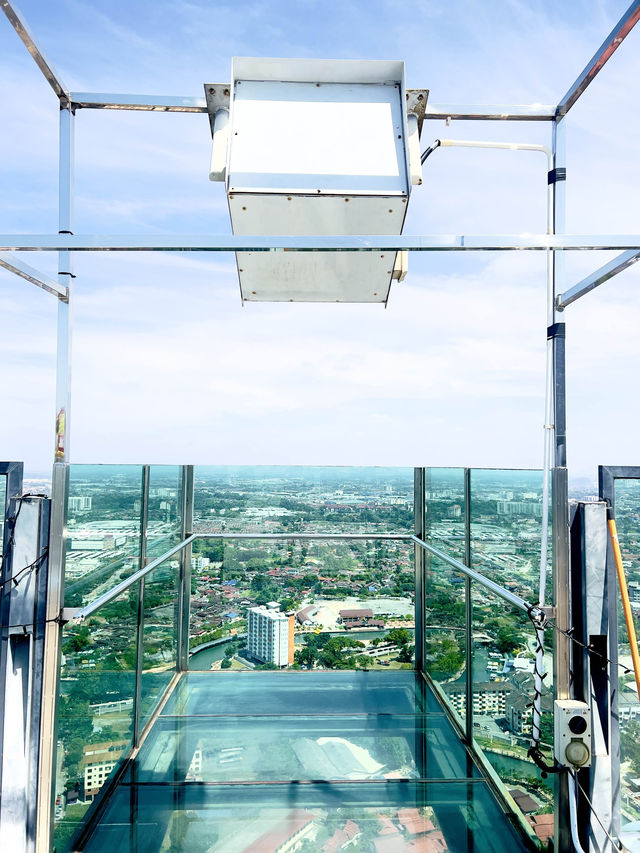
[0,2,639,851]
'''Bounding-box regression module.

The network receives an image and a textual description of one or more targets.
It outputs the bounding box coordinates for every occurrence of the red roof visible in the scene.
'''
[377,816,400,836]
[408,834,448,853]
[528,814,554,843]
[397,808,435,836]
[243,811,314,852]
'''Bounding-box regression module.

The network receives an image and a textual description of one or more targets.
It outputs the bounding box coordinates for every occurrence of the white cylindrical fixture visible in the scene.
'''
[407,113,422,185]
[209,108,229,181]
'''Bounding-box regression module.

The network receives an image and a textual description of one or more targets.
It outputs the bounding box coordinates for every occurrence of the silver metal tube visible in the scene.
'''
[413,468,426,675]
[197,533,412,540]
[464,468,473,742]
[1,1,70,104]
[65,94,556,121]
[133,466,150,748]
[424,104,555,121]
[54,108,74,464]
[73,535,197,623]
[2,234,640,252]
[34,464,67,853]
[411,535,542,620]
[69,92,207,112]
[177,466,194,671]
[0,253,67,298]
[556,0,640,116]
[557,249,640,309]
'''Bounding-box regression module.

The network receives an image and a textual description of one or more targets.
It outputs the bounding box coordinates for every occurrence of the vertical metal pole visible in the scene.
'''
[133,466,150,747]
[549,114,572,853]
[414,467,426,675]
[54,107,74,464]
[35,464,67,853]
[464,468,473,742]
[35,105,75,853]
[177,466,194,671]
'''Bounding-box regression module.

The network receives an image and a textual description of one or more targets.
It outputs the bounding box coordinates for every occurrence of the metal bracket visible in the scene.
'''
[548,167,567,184]
[59,607,80,625]
[540,605,557,621]
[204,84,231,135]
[406,89,429,135]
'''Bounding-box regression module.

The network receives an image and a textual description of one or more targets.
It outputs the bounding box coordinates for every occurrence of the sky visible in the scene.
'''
[0,0,639,479]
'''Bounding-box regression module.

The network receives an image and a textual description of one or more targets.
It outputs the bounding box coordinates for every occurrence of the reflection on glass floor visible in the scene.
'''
[81,672,530,852]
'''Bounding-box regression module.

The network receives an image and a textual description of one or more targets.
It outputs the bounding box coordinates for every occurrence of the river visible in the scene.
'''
[188,627,415,670]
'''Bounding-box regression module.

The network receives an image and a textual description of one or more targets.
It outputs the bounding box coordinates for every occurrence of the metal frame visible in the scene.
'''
[598,465,640,841]
[1,2,639,851]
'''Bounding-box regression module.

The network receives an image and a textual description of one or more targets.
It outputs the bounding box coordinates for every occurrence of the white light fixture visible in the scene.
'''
[206,58,427,303]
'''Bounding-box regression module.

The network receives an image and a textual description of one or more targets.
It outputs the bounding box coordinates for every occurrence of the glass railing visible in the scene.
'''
[189,537,415,671]
[147,464,184,560]
[0,473,6,558]
[471,583,554,824]
[425,466,465,561]
[470,468,546,602]
[193,465,414,534]
[54,584,138,852]
[423,551,467,735]
[52,463,550,852]
[614,479,640,824]
[64,465,144,608]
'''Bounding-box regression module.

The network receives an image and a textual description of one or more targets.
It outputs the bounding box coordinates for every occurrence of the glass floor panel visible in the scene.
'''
[127,714,481,783]
[73,672,530,852]
[162,671,443,716]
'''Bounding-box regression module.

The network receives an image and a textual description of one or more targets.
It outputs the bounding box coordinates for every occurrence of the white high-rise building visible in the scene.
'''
[247,602,294,667]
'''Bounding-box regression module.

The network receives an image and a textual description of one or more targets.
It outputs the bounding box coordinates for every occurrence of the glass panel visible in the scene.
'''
[163,671,442,716]
[470,468,544,601]
[146,465,184,561]
[65,465,143,608]
[189,539,414,671]
[193,465,414,534]
[471,581,554,822]
[85,782,529,853]
[129,713,479,783]
[425,467,465,560]
[139,558,179,728]
[614,479,640,822]
[54,585,138,852]
[0,474,6,557]
[424,553,467,735]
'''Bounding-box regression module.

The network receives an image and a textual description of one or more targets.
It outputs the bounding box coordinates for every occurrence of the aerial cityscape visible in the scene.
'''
[47,463,632,850]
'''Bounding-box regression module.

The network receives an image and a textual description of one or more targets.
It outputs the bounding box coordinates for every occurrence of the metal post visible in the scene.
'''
[553,467,572,853]
[133,466,150,747]
[414,468,426,675]
[464,468,473,742]
[35,463,67,853]
[550,113,572,853]
[54,107,74,464]
[177,466,194,671]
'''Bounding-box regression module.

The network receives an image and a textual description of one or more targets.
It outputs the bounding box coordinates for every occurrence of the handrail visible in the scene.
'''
[73,535,196,623]
[410,535,543,621]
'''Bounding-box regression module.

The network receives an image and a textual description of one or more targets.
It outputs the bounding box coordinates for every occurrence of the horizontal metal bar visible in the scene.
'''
[73,535,196,623]
[69,92,207,112]
[557,249,640,309]
[557,0,640,116]
[1,1,69,103]
[424,104,555,121]
[411,535,542,620]
[67,92,555,121]
[0,252,67,298]
[2,234,640,253]
[197,533,412,541]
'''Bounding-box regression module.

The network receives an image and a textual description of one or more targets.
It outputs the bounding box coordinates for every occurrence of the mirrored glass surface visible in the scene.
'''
[193,465,414,535]
[65,465,143,607]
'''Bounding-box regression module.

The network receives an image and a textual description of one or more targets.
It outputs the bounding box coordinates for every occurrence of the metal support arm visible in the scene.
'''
[557,250,640,309]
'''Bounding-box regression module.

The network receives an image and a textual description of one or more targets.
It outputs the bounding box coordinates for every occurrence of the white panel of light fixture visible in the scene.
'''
[223,57,413,303]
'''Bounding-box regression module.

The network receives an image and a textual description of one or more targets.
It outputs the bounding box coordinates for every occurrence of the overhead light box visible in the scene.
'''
[206,58,426,303]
